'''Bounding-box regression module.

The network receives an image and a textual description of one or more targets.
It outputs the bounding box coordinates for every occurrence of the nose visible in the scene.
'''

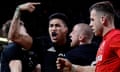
[69,32,72,38]
[89,22,93,28]
[51,26,57,31]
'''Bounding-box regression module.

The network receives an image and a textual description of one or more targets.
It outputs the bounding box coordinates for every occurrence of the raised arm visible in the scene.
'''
[8,2,40,49]
[56,57,95,72]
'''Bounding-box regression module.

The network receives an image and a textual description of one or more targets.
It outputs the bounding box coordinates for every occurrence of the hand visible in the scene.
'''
[18,2,40,12]
[56,57,72,72]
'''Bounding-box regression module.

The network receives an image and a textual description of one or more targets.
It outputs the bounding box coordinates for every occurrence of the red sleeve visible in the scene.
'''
[110,35,120,57]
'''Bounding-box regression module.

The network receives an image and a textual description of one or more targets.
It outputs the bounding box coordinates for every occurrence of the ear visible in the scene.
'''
[65,27,68,33]
[100,16,107,26]
[79,35,84,41]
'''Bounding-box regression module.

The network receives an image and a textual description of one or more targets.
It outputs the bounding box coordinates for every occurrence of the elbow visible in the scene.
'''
[23,44,32,50]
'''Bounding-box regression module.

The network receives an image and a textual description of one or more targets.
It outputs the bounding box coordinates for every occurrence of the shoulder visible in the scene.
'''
[109,33,120,48]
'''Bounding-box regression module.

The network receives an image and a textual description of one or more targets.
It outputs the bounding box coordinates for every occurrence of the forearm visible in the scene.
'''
[8,6,21,40]
[72,64,95,72]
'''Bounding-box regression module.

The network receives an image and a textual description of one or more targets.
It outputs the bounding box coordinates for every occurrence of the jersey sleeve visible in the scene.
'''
[110,34,120,57]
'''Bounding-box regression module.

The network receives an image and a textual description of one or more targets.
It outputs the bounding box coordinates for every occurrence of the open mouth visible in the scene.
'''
[52,32,57,37]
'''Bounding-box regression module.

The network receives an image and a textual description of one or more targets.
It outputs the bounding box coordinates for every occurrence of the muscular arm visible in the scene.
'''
[8,2,40,49]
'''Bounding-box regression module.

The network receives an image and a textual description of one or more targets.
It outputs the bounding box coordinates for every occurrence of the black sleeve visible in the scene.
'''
[30,36,52,64]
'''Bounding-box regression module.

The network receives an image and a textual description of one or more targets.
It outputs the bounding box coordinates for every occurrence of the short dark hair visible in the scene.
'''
[89,1,115,17]
[48,12,69,27]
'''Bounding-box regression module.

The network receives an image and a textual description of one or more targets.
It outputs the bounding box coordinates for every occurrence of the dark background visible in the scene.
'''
[0,0,120,37]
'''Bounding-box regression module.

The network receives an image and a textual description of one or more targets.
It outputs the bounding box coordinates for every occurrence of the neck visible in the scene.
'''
[79,41,91,45]
[102,23,115,37]
[56,38,66,46]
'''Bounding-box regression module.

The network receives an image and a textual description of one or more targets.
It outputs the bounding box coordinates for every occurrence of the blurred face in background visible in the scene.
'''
[69,25,80,47]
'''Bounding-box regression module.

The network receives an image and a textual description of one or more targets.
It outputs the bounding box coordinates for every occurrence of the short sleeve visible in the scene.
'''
[110,34,120,57]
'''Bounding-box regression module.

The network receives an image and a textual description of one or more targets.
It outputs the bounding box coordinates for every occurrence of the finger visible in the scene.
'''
[56,60,59,64]
[57,57,64,61]
[30,5,35,9]
[31,2,41,5]
[56,64,61,69]
[29,7,35,13]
